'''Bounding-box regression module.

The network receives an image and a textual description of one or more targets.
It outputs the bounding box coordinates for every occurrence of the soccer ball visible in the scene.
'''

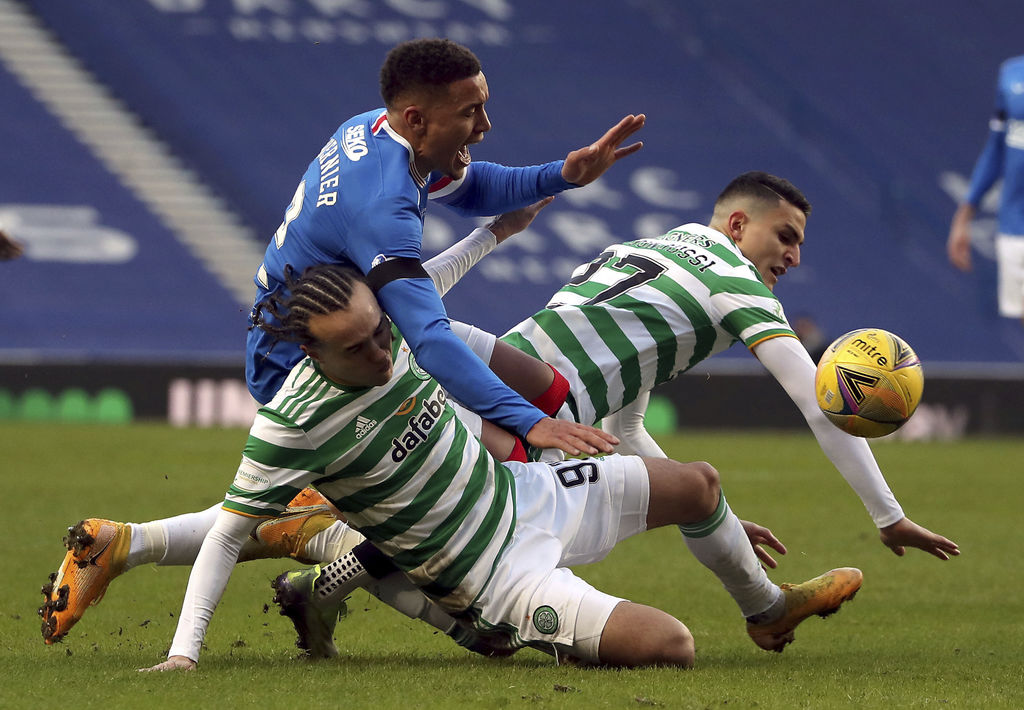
[814,328,924,438]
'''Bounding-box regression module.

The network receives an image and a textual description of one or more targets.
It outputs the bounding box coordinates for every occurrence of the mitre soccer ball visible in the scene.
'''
[814,328,924,438]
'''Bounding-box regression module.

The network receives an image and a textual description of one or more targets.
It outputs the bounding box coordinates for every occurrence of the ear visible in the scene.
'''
[300,343,318,362]
[402,104,427,135]
[727,209,748,241]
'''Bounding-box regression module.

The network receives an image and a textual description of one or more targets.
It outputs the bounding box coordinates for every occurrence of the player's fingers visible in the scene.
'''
[571,436,597,456]
[612,141,644,160]
[556,431,585,456]
[763,534,787,555]
[571,424,616,451]
[597,114,645,148]
[754,546,778,569]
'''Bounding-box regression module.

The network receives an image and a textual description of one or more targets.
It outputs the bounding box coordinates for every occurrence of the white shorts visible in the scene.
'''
[996,234,1024,318]
[460,454,650,663]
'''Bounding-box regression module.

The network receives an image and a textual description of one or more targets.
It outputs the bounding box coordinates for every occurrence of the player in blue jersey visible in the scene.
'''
[248,37,644,457]
[947,55,1024,321]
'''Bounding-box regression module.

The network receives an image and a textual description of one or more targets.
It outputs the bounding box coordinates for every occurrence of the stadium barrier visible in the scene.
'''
[0,363,1019,437]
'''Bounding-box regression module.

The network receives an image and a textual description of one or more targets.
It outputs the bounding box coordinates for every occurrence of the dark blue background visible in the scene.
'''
[5,0,1023,364]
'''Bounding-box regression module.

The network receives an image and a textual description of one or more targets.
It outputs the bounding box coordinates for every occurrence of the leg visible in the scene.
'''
[645,457,783,619]
[597,601,694,668]
[994,234,1024,321]
[644,457,862,652]
[39,488,354,644]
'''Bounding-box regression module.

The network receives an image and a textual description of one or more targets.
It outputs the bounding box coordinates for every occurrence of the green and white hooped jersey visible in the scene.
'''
[225,326,516,611]
[501,223,796,425]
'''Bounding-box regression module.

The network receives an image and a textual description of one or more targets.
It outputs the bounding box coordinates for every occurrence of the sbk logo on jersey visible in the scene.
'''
[391,387,448,462]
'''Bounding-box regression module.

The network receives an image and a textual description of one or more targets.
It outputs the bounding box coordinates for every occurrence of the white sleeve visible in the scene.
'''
[422,228,497,297]
[600,391,668,458]
[753,335,905,528]
[449,320,497,364]
[167,508,258,662]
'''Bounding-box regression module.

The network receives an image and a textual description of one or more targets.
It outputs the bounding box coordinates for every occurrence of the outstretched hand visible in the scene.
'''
[486,196,555,244]
[0,230,23,261]
[139,655,196,672]
[562,114,646,186]
[740,520,787,569]
[880,517,960,560]
[526,417,618,457]
[947,205,974,272]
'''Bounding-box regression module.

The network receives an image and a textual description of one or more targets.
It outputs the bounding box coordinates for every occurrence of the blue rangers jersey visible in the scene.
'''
[246,109,573,437]
[965,55,1024,236]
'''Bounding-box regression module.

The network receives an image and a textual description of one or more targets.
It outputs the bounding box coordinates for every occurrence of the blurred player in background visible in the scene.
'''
[248,36,644,457]
[947,54,1024,323]
[141,264,861,671]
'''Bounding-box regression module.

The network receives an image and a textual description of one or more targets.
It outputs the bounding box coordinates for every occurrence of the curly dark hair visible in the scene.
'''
[716,171,812,216]
[252,264,367,346]
[379,38,481,107]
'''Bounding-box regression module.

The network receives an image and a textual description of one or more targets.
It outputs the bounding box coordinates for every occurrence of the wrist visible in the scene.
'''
[484,218,509,242]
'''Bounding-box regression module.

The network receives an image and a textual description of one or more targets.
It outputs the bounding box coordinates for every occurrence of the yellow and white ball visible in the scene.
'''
[814,328,924,438]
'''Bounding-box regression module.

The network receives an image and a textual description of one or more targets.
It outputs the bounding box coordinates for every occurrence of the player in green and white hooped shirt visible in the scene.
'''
[264,173,953,658]
[143,263,862,671]
[486,172,958,561]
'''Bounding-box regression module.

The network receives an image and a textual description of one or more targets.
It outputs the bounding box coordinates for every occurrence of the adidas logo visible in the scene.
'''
[355,415,377,439]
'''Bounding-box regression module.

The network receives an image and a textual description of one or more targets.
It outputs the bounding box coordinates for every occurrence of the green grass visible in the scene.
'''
[3,423,1022,709]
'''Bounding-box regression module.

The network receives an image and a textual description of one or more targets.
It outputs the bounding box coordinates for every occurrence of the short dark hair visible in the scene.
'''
[252,264,367,346]
[379,38,482,107]
[716,171,811,216]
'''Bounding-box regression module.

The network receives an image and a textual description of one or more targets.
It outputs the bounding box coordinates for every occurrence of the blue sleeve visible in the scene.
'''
[433,160,575,217]
[345,196,426,268]
[965,73,1008,207]
[376,277,546,437]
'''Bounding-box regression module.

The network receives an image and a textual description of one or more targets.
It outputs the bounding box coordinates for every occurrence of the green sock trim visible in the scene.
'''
[678,493,729,539]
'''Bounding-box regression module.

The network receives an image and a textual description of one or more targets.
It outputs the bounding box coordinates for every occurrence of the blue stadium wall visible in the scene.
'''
[2,0,1023,430]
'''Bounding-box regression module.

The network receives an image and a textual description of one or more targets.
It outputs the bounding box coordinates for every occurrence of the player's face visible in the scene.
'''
[302,283,394,388]
[731,200,806,290]
[417,72,491,179]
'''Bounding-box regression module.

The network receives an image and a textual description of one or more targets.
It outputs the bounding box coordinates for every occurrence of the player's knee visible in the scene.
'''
[655,618,695,668]
[645,458,721,527]
[598,603,695,668]
[686,460,721,516]
[633,616,695,668]
[669,459,720,519]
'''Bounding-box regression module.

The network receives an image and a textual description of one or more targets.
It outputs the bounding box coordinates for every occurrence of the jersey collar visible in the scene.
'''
[373,112,428,188]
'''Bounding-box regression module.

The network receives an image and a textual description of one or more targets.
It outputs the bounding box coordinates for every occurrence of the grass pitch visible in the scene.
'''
[2,423,1022,709]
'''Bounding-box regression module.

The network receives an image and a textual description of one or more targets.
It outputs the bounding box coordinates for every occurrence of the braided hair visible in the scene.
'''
[252,264,367,346]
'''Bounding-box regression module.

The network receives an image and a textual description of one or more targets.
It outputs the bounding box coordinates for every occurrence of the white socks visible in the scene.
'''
[678,495,782,619]
[126,504,221,569]
[365,572,457,633]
